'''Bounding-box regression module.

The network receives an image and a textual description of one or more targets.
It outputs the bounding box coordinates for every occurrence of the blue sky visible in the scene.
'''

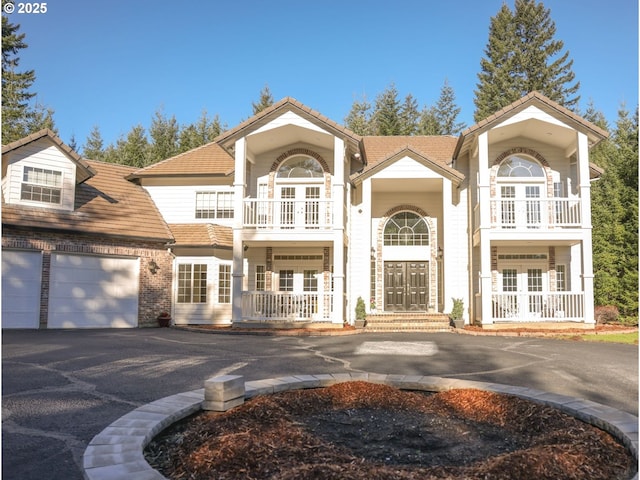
[8,0,639,150]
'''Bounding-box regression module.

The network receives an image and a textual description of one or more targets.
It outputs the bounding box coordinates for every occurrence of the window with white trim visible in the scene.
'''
[383,212,429,246]
[195,191,234,219]
[556,264,567,291]
[218,264,231,303]
[177,264,207,303]
[255,265,265,291]
[21,166,62,204]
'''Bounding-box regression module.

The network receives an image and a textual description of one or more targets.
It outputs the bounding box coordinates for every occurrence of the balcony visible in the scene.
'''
[490,198,582,229]
[492,291,584,321]
[243,199,334,230]
[242,291,334,322]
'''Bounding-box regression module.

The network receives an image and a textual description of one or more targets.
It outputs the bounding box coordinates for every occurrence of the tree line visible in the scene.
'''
[2,0,637,321]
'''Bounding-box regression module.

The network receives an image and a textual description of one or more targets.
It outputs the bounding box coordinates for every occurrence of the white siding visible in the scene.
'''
[4,138,76,211]
[249,112,331,136]
[372,156,442,179]
[144,185,234,224]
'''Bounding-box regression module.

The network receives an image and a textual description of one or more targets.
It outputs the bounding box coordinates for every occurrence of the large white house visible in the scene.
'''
[1,92,608,329]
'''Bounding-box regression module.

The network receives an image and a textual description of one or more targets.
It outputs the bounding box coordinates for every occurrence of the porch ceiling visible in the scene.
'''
[490,238,582,247]
[371,177,441,193]
[247,124,334,156]
[490,118,576,152]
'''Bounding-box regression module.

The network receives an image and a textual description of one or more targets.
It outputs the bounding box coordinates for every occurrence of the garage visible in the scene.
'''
[2,250,43,328]
[48,253,140,328]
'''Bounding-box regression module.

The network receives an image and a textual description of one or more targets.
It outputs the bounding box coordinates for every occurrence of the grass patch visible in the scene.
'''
[563,332,638,344]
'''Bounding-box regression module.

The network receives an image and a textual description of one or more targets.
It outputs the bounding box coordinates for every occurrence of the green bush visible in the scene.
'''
[355,297,367,320]
[450,298,464,320]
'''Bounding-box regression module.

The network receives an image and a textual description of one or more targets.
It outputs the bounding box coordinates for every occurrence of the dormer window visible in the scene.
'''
[20,166,62,204]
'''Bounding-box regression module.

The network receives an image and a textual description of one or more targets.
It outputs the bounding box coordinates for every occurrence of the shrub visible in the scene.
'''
[594,305,620,324]
[355,297,367,320]
[450,298,464,320]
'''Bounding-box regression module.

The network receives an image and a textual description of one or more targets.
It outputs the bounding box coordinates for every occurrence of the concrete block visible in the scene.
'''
[202,396,245,412]
[204,375,245,402]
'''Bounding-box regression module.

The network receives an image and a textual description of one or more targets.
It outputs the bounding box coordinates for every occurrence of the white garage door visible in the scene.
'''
[2,250,43,328]
[49,253,139,328]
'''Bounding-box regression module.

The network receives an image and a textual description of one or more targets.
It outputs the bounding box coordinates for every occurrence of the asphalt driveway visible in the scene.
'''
[2,329,638,480]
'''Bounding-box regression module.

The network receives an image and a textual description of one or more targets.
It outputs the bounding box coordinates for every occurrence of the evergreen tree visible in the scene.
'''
[115,125,149,167]
[372,83,403,135]
[2,15,56,143]
[417,106,441,135]
[83,125,105,160]
[474,0,580,122]
[252,84,275,115]
[344,95,373,136]
[148,108,179,163]
[178,110,224,153]
[434,80,466,135]
[591,105,639,320]
[400,94,420,135]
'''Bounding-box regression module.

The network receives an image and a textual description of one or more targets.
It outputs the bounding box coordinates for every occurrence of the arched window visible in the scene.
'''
[276,156,324,178]
[497,156,544,177]
[384,212,429,246]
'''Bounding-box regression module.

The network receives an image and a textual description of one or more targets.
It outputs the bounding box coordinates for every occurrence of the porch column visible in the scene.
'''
[577,132,595,324]
[477,132,493,324]
[232,138,246,323]
[332,137,345,324]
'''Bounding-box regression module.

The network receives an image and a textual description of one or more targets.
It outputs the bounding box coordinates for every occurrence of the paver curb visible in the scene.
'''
[83,374,639,480]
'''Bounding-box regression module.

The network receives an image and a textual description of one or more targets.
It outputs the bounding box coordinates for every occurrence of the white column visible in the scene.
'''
[232,138,246,323]
[332,137,345,324]
[477,132,493,324]
[577,132,595,324]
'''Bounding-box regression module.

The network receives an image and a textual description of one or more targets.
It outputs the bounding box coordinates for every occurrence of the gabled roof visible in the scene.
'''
[168,223,232,248]
[352,136,462,184]
[454,91,609,159]
[128,142,234,179]
[2,160,173,242]
[215,97,362,150]
[2,128,95,183]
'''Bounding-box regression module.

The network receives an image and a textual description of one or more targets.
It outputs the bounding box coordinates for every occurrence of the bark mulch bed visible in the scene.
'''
[144,382,636,480]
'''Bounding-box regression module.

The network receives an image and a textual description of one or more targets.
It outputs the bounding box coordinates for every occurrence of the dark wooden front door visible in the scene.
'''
[384,261,428,311]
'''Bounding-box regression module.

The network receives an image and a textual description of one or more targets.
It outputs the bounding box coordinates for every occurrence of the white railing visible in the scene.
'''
[488,198,582,229]
[242,291,333,322]
[243,199,334,229]
[492,292,584,321]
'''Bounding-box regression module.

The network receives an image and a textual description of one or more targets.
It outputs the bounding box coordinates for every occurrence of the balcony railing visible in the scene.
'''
[243,199,334,229]
[242,291,334,321]
[490,198,582,229]
[492,292,584,321]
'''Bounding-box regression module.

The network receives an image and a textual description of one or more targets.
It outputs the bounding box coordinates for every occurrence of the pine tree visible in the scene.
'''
[434,80,466,135]
[148,108,179,163]
[400,94,420,135]
[2,16,56,143]
[252,84,275,115]
[83,125,105,160]
[115,125,149,167]
[178,110,224,153]
[344,95,373,136]
[372,84,403,135]
[417,106,441,135]
[474,0,580,122]
[591,105,639,320]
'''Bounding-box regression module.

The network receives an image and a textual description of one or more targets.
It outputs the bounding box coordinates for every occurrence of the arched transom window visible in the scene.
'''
[497,156,544,177]
[384,212,430,246]
[276,156,324,178]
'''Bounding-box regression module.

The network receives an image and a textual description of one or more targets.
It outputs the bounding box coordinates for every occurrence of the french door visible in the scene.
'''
[279,185,321,228]
[500,184,542,228]
[384,261,428,312]
[500,266,545,318]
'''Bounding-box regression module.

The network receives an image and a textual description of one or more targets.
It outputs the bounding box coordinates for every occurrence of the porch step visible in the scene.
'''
[363,313,451,332]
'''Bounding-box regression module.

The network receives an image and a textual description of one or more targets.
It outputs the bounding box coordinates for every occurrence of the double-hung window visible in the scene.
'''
[218,265,231,303]
[21,166,62,204]
[195,192,234,219]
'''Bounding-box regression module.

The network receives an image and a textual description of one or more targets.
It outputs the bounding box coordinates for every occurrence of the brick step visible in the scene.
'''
[363,313,451,332]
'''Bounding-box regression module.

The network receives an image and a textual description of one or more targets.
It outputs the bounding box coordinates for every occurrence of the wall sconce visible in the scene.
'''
[437,246,443,259]
[243,245,249,252]
[148,259,159,274]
